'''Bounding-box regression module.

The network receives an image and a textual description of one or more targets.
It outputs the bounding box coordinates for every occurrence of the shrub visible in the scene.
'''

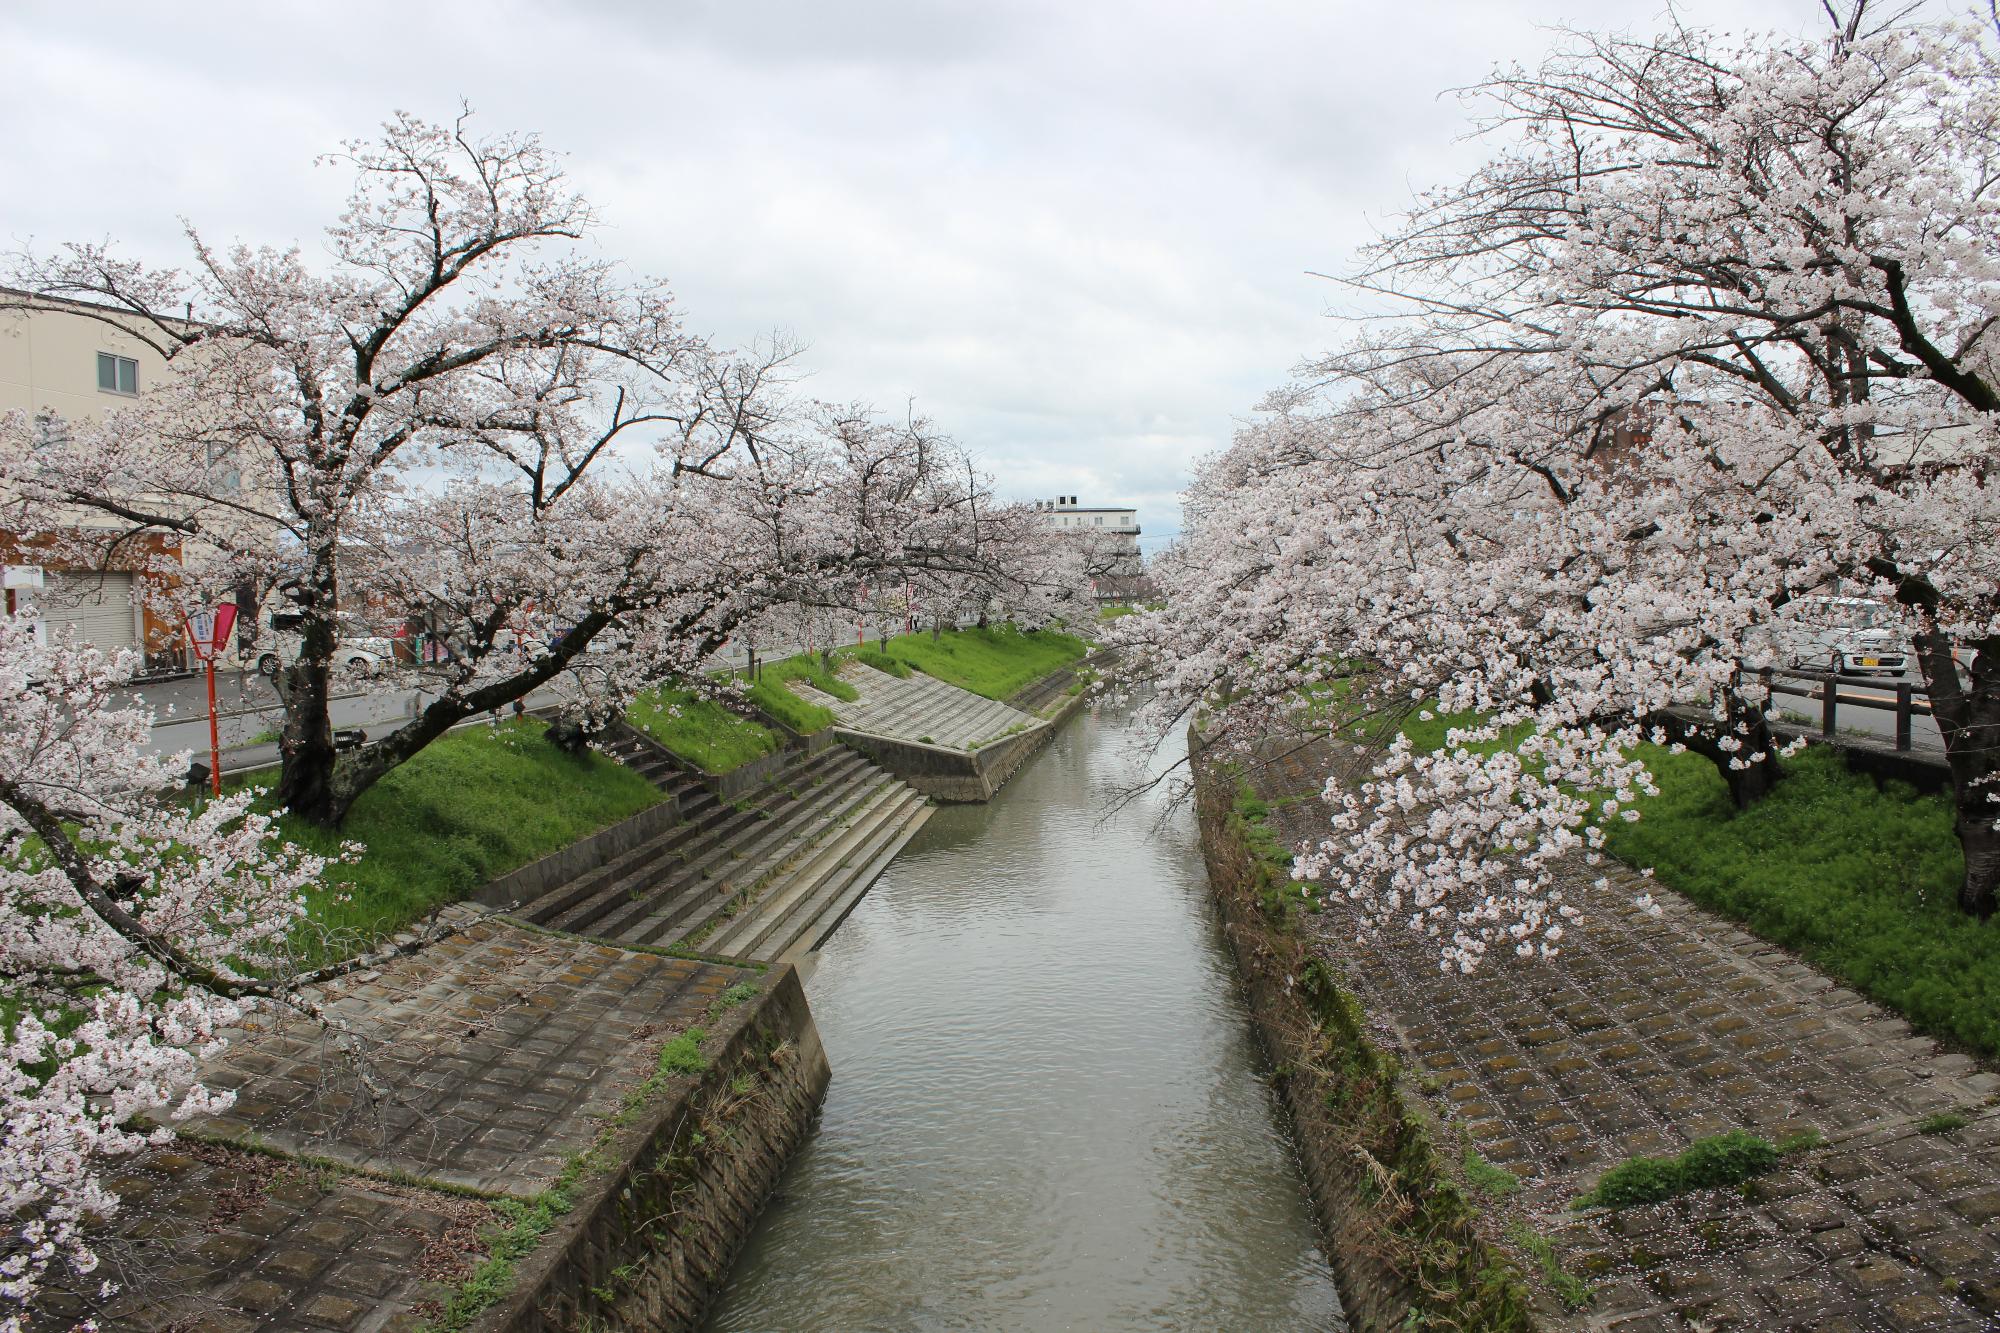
[1577,1131,1781,1208]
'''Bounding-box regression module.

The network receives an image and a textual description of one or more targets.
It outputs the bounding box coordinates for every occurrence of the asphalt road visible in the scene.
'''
[124,638,782,767]
[1765,672,1945,754]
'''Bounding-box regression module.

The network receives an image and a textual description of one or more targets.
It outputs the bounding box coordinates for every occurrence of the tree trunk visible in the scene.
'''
[273,544,343,824]
[1646,685,1782,811]
[282,606,618,827]
[1719,687,1782,809]
[545,714,603,754]
[1914,628,2000,918]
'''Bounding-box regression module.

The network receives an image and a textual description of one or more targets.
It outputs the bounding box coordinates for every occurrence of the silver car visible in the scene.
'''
[1770,595,1910,677]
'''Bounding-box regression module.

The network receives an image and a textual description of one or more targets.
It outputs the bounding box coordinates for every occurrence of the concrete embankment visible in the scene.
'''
[1197,726,2000,1333]
[475,963,829,1333]
[38,912,827,1332]
[1189,734,1538,1333]
[790,652,1100,801]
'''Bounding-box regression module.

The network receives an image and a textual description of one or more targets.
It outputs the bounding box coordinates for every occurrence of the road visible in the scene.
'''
[1764,671,1945,755]
[125,639,784,772]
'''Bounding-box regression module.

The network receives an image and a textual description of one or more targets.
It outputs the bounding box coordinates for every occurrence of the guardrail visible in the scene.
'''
[1752,667,1931,752]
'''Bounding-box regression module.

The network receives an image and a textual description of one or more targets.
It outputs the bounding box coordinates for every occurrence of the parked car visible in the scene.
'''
[244,610,396,677]
[1765,595,1910,678]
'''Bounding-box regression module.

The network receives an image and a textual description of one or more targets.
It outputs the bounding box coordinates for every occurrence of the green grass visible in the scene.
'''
[1575,1130,1786,1209]
[1463,1147,1522,1198]
[627,684,780,774]
[654,1027,708,1075]
[845,647,910,677]
[857,624,1089,700]
[254,720,662,956]
[1602,744,2000,1056]
[737,654,855,734]
[1917,1111,1971,1135]
[1504,1221,1593,1311]
[1374,688,1995,1062]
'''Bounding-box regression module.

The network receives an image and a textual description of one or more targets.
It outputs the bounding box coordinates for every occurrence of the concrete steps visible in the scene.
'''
[703,784,932,962]
[600,727,701,793]
[523,738,930,961]
[808,664,1039,750]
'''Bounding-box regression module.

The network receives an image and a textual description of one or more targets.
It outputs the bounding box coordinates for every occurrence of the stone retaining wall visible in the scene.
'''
[837,686,1085,802]
[474,964,831,1333]
[1189,735,1541,1333]
[473,798,683,912]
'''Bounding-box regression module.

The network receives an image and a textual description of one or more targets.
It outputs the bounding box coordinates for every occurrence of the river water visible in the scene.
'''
[704,701,1344,1331]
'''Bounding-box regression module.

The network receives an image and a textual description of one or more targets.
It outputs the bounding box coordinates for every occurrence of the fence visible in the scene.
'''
[1753,667,1932,752]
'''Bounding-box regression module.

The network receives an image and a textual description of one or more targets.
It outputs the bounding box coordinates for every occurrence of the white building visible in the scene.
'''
[1034,496,1149,602]
[0,290,185,662]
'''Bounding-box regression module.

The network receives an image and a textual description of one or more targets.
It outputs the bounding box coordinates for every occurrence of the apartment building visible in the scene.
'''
[0,290,188,667]
[1033,495,1153,604]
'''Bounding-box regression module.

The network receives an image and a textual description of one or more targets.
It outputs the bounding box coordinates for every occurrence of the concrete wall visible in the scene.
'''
[0,298,174,424]
[837,687,1084,802]
[1189,735,1540,1333]
[473,797,683,913]
[475,965,832,1333]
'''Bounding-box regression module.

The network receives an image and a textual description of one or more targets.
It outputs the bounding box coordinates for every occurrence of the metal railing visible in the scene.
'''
[1752,667,1932,752]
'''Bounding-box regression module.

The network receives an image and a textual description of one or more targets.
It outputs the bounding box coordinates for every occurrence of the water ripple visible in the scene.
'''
[703,706,1344,1332]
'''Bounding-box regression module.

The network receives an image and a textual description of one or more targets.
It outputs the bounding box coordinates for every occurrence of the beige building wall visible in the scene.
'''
[0,294,173,425]
[0,295,187,662]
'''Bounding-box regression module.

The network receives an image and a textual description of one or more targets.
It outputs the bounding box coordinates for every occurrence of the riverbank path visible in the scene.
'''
[1253,737,2000,1332]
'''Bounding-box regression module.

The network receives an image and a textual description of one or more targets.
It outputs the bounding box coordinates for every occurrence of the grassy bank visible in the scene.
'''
[1373,693,1997,1058]
[739,654,852,734]
[862,624,1089,699]
[628,685,781,773]
[1603,744,1998,1057]
[256,720,662,954]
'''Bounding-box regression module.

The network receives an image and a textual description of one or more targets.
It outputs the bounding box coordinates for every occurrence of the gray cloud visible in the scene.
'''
[2,0,1816,543]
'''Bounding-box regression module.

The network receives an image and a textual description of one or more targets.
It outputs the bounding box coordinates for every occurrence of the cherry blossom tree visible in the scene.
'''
[0,617,330,1322]
[2,111,711,824]
[1124,2,2000,974]
[1,114,1060,828]
[1337,0,2000,915]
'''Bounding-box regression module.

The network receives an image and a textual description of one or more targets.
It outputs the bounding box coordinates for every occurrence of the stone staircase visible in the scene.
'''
[794,663,1040,749]
[521,737,931,964]
[601,725,711,797]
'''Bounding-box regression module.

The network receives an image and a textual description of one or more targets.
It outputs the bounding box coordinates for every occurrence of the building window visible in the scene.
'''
[96,352,138,395]
[1093,515,1103,525]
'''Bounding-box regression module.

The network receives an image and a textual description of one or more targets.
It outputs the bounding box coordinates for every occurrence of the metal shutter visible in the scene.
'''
[36,571,140,652]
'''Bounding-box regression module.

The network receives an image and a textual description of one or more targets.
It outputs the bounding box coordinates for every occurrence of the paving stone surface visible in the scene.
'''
[35,911,751,1330]
[796,661,1041,749]
[1250,738,2000,1332]
[194,907,739,1196]
[37,1141,494,1332]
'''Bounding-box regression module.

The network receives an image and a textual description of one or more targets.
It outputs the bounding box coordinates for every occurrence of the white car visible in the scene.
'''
[1766,596,1910,678]
[247,613,398,677]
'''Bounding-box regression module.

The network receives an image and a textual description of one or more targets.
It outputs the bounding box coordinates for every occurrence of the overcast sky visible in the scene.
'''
[4,0,1813,550]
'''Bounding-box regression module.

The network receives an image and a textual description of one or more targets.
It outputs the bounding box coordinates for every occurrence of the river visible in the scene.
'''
[704,700,1344,1331]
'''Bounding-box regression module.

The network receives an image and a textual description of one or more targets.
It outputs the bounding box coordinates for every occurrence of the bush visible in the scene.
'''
[1578,1131,1781,1208]
[1604,745,2000,1056]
